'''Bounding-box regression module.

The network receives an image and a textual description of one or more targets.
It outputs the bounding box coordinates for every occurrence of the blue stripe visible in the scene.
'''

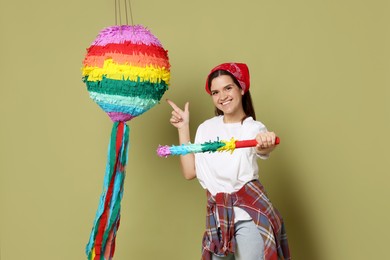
[95,100,157,117]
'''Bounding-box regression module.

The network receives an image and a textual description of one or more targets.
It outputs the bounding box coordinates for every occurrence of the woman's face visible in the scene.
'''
[209,75,245,119]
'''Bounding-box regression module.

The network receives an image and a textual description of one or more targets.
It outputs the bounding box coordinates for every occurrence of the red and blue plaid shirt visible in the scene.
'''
[201,179,291,260]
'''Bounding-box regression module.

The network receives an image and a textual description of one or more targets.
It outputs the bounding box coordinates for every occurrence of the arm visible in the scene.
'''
[167,99,196,180]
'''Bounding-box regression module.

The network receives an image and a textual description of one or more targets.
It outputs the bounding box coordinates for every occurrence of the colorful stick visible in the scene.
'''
[157,137,280,157]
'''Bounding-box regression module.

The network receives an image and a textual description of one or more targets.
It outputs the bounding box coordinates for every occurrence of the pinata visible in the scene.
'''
[82,25,170,260]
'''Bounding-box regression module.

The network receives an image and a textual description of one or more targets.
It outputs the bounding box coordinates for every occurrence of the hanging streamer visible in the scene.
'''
[86,122,129,259]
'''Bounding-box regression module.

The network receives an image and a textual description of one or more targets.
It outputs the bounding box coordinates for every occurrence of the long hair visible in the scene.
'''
[207,70,256,122]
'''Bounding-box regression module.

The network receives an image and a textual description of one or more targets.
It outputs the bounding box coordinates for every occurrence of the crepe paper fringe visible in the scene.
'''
[91,25,163,47]
[83,52,170,70]
[85,76,168,99]
[157,138,234,157]
[86,77,167,122]
[84,43,169,62]
[156,138,281,157]
[86,122,130,260]
[82,25,170,123]
[83,59,170,84]
[106,112,134,122]
[91,93,158,112]
[95,100,157,118]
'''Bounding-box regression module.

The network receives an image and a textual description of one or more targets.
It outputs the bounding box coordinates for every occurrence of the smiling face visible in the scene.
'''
[209,74,246,123]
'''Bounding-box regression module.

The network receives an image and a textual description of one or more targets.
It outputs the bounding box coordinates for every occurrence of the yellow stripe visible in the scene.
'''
[83,59,170,84]
[217,138,237,154]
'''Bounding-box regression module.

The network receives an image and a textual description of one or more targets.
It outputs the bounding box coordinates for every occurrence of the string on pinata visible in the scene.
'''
[82,1,170,259]
[157,137,280,157]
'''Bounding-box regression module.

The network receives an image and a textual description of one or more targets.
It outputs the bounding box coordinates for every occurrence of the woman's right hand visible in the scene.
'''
[166,99,190,129]
[166,99,195,180]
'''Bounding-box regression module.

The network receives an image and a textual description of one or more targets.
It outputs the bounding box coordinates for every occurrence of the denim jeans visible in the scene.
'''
[211,220,265,260]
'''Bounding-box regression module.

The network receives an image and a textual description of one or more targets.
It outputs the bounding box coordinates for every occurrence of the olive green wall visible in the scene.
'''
[1,0,389,259]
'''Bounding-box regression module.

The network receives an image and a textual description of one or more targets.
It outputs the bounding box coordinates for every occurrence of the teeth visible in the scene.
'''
[221,100,231,105]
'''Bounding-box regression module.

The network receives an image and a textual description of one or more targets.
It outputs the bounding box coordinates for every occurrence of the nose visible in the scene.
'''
[219,91,227,100]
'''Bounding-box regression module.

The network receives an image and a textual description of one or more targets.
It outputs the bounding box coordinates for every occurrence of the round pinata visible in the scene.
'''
[82,25,170,122]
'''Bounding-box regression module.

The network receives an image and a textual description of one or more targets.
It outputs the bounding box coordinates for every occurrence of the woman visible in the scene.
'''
[167,62,290,260]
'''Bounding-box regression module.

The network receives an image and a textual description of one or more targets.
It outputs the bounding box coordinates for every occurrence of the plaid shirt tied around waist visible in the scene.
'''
[201,179,291,260]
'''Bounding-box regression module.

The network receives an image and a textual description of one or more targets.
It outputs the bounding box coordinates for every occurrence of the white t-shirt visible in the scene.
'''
[194,116,269,222]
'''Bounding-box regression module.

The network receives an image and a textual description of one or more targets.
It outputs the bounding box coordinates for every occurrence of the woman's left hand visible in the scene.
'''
[255,131,277,155]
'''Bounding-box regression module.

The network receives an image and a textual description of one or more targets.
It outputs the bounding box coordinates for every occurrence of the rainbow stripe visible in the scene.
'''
[82,25,170,122]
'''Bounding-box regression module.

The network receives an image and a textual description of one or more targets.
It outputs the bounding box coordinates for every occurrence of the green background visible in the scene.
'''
[1,0,389,259]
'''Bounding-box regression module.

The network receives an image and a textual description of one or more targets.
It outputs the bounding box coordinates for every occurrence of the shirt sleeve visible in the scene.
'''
[256,152,270,160]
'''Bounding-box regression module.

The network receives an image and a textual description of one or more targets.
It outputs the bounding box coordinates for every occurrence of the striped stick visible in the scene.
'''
[157,137,280,157]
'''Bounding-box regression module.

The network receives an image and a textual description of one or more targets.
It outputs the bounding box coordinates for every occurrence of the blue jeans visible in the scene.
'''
[211,220,265,260]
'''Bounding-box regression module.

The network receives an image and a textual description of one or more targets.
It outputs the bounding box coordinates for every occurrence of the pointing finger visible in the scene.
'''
[166,99,181,113]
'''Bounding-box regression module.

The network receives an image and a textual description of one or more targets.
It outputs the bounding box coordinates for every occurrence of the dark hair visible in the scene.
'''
[207,70,256,122]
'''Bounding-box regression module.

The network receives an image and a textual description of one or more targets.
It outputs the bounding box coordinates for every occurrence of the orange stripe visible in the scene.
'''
[83,53,170,68]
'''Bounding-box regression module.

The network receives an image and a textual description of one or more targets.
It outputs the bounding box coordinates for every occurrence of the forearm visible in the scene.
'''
[177,125,196,180]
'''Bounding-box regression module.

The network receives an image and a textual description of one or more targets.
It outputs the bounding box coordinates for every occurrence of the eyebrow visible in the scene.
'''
[210,84,235,92]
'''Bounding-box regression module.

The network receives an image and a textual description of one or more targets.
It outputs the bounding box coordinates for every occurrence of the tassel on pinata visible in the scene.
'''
[86,122,129,259]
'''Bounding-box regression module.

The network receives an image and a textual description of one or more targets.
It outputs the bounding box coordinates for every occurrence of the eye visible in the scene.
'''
[211,91,218,96]
[224,85,233,92]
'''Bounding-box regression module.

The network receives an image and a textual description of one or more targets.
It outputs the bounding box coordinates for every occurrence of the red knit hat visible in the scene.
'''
[205,62,250,94]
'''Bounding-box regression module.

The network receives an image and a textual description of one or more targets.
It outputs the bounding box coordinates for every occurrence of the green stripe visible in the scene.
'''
[84,76,168,100]
[201,141,225,153]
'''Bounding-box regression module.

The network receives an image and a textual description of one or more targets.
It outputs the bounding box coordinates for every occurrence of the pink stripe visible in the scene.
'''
[91,25,163,47]
[108,112,135,122]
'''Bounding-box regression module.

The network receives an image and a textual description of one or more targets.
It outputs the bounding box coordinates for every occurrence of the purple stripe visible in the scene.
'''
[92,25,163,47]
[107,112,135,122]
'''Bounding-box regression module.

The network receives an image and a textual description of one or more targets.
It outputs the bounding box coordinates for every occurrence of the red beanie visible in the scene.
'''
[205,62,250,94]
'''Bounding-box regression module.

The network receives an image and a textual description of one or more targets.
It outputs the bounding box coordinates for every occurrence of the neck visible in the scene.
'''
[223,112,247,123]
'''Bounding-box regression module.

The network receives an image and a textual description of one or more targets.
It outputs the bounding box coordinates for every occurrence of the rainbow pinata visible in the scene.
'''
[82,25,170,260]
[82,25,170,122]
